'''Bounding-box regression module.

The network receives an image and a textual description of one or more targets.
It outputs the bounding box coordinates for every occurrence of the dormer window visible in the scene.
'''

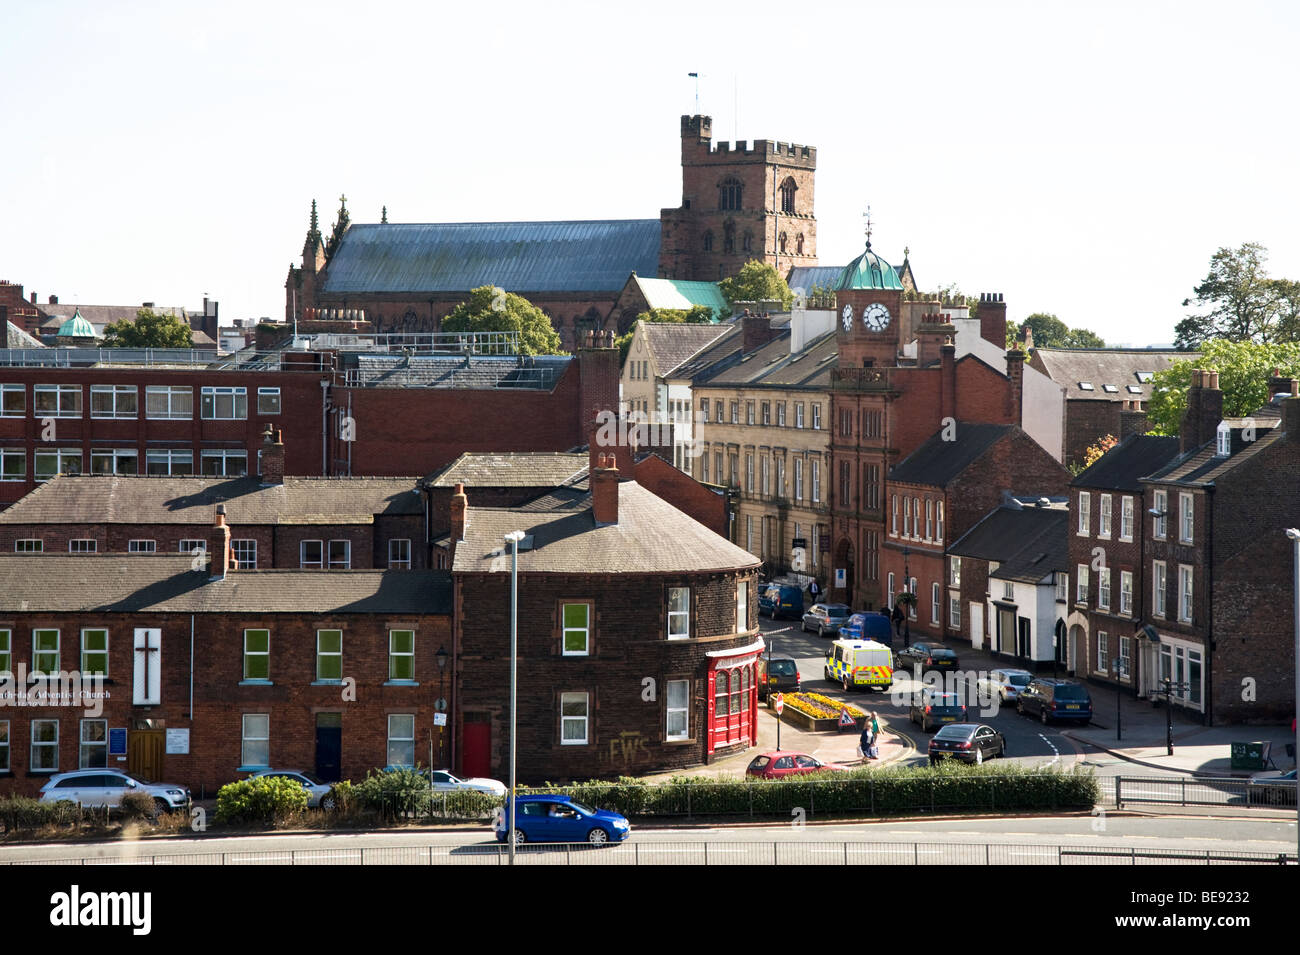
[1216,423,1230,457]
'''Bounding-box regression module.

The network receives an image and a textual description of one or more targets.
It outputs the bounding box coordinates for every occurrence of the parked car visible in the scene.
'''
[839,611,894,646]
[977,668,1034,704]
[429,769,507,796]
[250,769,334,808]
[759,584,805,620]
[38,769,191,813]
[824,638,894,693]
[802,603,851,636]
[897,642,959,673]
[494,794,630,845]
[745,751,853,779]
[1244,768,1297,806]
[757,656,801,701]
[1017,678,1093,724]
[928,723,1007,765]
[909,689,969,732]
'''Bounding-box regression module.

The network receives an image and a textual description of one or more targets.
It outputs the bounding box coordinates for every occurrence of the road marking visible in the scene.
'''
[1038,732,1060,767]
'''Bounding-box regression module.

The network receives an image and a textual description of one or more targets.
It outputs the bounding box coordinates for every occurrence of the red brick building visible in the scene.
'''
[450,464,761,783]
[0,549,451,797]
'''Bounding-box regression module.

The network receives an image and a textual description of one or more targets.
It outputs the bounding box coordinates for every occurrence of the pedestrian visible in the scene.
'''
[891,602,904,639]
[868,711,881,760]
[808,578,821,601]
[859,720,874,763]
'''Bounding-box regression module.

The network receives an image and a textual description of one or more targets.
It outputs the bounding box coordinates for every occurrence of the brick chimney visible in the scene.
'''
[590,416,638,475]
[915,315,954,367]
[449,481,468,550]
[259,426,285,485]
[591,453,620,525]
[1181,369,1224,454]
[48,294,58,305]
[29,292,36,305]
[939,337,957,422]
[1005,346,1025,422]
[742,313,780,353]
[978,292,1007,348]
[1268,367,1298,399]
[1118,399,1148,439]
[1283,395,1300,441]
[209,505,233,580]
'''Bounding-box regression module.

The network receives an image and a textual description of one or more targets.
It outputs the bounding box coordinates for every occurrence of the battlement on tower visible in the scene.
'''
[679,114,816,167]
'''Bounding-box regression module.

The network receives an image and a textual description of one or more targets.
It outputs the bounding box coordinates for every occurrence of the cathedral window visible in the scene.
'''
[719,177,743,211]
[779,232,787,254]
[703,231,714,252]
[780,177,796,214]
[796,233,805,255]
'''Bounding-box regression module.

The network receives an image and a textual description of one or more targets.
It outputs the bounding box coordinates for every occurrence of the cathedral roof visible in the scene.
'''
[320,220,662,295]
[833,242,903,291]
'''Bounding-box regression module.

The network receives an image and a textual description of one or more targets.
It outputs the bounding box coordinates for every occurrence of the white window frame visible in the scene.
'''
[231,539,257,569]
[931,582,941,624]
[387,714,415,767]
[949,557,962,588]
[68,539,97,554]
[1216,424,1230,456]
[0,448,25,482]
[179,539,206,556]
[908,577,918,619]
[31,719,59,772]
[1077,491,1090,536]
[328,539,351,569]
[1056,572,1068,602]
[300,540,324,568]
[1119,636,1132,679]
[1077,564,1089,604]
[257,387,281,415]
[34,448,82,481]
[241,714,270,769]
[891,495,899,536]
[668,587,690,640]
[145,449,193,475]
[1098,493,1112,538]
[925,500,934,541]
[316,629,343,682]
[200,386,248,420]
[1098,567,1111,611]
[1179,492,1194,544]
[145,385,193,420]
[936,501,944,543]
[200,449,248,477]
[0,720,8,773]
[777,403,786,427]
[812,403,822,430]
[736,580,748,632]
[243,629,270,682]
[80,627,108,676]
[948,592,961,629]
[1178,565,1193,624]
[0,384,25,418]
[79,718,108,769]
[15,539,42,553]
[89,384,138,419]
[887,572,896,608]
[90,448,138,476]
[1153,489,1168,540]
[796,402,805,428]
[34,384,81,418]
[561,692,589,745]
[561,602,590,656]
[666,679,689,741]
[1153,560,1167,618]
[124,539,155,554]
[388,538,411,569]
[1120,570,1133,615]
[1120,496,1134,542]
[1097,631,1110,673]
[388,630,415,682]
[794,458,804,501]
[0,629,9,675]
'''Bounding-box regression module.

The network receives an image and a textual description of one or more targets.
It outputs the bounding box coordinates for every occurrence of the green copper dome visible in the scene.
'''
[834,242,903,291]
[56,309,96,338]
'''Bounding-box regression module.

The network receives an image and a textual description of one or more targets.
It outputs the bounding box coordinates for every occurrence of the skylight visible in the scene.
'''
[1127,385,1143,393]
[1102,384,1119,393]
[1135,372,1154,383]
[1078,382,1095,391]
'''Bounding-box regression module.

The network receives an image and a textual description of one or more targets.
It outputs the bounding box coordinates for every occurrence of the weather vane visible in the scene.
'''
[862,205,873,248]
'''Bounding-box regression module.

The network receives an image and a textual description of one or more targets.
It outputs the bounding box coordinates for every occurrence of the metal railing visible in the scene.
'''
[1110,775,1295,810]
[7,841,1292,866]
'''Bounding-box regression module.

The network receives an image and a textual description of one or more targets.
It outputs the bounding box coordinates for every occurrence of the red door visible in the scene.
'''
[461,721,491,779]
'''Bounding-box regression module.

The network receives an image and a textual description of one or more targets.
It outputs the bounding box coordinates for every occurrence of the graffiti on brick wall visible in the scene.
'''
[606,731,648,770]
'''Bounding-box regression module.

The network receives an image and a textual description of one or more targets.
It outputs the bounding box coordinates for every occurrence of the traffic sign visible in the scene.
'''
[772,693,784,715]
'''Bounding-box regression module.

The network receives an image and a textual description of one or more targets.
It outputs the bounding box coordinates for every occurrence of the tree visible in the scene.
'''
[1005,319,1018,350]
[1145,338,1300,435]
[1175,243,1300,349]
[635,305,714,325]
[614,325,636,367]
[1083,434,1118,469]
[442,286,563,355]
[101,308,194,348]
[1064,328,1106,348]
[1018,312,1106,350]
[718,260,792,310]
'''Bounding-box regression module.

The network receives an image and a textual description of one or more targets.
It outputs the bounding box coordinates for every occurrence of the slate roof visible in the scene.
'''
[6,321,43,348]
[948,502,1067,562]
[424,452,588,489]
[0,555,450,614]
[40,304,188,334]
[348,354,570,389]
[1142,428,1287,487]
[989,508,1070,583]
[0,475,423,526]
[667,322,745,380]
[633,276,729,315]
[697,330,837,390]
[785,266,844,293]
[1029,348,1194,401]
[320,220,662,295]
[888,423,1013,488]
[454,480,759,575]
[1070,433,1183,491]
[642,323,734,377]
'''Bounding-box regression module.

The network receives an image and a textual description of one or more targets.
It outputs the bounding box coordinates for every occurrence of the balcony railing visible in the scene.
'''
[831,366,892,391]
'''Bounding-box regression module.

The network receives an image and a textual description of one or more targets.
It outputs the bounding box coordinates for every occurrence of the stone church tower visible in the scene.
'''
[659,115,818,281]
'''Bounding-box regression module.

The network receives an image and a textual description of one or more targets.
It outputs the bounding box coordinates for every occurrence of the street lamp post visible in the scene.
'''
[1285,527,1299,864]
[1161,678,1191,756]
[901,545,912,648]
[503,529,525,866]
[1109,656,1124,741]
[435,646,449,766]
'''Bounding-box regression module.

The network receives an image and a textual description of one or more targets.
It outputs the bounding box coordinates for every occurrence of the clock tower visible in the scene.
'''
[834,239,905,369]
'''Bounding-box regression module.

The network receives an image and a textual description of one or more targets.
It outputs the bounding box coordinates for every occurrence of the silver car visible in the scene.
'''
[801,603,851,637]
[430,769,506,796]
[38,769,191,812]
[251,769,335,808]
[978,668,1034,703]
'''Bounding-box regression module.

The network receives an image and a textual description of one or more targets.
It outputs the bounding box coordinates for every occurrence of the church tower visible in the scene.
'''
[285,199,326,324]
[659,115,818,282]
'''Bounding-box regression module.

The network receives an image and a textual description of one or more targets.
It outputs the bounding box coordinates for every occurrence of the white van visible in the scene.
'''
[824,639,894,692]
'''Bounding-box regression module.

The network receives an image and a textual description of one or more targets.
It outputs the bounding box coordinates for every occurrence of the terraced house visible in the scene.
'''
[692,310,837,581]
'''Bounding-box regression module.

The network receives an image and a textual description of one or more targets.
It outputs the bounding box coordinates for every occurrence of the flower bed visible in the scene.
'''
[776,692,869,731]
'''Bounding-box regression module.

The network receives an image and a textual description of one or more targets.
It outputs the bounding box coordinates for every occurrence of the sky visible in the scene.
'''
[3,0,1297,347]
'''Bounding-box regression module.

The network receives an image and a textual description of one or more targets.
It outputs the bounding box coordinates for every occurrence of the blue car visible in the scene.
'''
[840,611,894,647]
[494,794,631,845]
[759,584,804,620]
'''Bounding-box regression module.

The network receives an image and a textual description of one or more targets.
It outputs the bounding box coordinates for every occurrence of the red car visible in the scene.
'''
[745,751,852,779]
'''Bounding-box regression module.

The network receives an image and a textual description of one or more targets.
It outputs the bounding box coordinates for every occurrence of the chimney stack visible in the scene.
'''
[48,294,58,305]
[939,337,957,422]
[1005,346,1025,422]
[208,505,233,580]
[1181,369,1224,454]
[591,452,620,525]
[29,292,35,304]
[449,482,468,563]
[1267,367,1299,400]
[259,426,285,485]
[1119,399,1148,439]
[978,292,1007,348]
[742,312,779,353]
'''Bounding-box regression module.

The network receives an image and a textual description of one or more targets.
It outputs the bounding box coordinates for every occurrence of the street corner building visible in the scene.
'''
[448,453,762,783]
[0,539,451,797]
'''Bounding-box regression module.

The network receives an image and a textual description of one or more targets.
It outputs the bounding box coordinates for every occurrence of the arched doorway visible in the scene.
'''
[1067,623,1086,676]
[1054,619,1068,678]
[833,537,855,607]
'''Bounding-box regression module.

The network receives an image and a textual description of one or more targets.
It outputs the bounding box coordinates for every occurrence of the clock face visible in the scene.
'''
[841,303,854,331]
[863,302,891,332]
